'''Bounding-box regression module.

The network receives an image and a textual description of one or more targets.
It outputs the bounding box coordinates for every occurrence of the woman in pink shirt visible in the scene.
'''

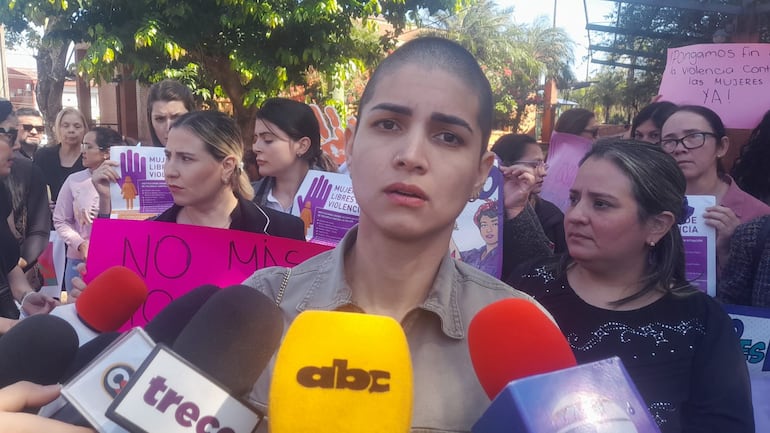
[53,127,126,292]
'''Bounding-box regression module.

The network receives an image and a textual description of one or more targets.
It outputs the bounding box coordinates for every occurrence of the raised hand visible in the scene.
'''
[311,104,356,166]
[119,149,147,194]
[297,175,332,221]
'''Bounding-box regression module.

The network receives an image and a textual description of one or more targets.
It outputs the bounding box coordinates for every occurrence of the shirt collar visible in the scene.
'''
[298,226,466,339]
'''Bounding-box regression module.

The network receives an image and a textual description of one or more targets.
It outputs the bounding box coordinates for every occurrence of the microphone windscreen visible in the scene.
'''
[269,310,413,433]
[76,266,148,332]
[143,284,219,346]
[0,314,79,387]
[468,298,576,399]
[171,285,283,396]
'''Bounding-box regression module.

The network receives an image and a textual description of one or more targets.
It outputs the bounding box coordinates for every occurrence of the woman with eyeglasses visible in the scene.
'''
[660,105,770,269]
[53,127,126,293]
[0,100,57,325]
[34,107,88,208]
[492,134,566,256]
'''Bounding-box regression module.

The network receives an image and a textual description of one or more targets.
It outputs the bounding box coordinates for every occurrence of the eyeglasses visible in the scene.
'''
[81,142,105,152]
[659,132,718,153]
[0,127,18,144]
[21,124,44,133]
[583,128,599,138]
[505,160,549,170]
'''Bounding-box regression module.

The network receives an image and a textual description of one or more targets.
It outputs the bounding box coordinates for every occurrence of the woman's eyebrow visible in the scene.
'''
[431,112,473,134]
[370,102,411,116]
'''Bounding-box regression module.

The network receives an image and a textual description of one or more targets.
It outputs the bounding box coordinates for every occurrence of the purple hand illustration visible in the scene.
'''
[120,149,147,195]
[297,175,332,220]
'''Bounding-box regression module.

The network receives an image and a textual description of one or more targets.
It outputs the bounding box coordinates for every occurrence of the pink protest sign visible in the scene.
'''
[659,43,770,129]
[86,219,332,329]
[538,132,593,212]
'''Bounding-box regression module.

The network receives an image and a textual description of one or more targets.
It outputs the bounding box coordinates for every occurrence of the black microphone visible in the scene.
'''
[171,284,284,395]
[63,285,284,433]
[0,314,79,388]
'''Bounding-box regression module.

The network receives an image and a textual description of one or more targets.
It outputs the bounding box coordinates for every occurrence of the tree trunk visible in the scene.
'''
[35,30,69,141]
[201,55,258,149]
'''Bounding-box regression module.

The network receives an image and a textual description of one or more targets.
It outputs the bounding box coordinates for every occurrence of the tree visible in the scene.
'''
[424,1,574,131]
[1,0,80,136]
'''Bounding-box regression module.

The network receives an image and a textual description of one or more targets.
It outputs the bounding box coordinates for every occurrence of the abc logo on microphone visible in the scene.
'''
[102,364,135,398]
[296,359,390,393]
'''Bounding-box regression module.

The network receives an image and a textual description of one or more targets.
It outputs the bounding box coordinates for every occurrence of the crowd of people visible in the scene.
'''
[0,36,767,432]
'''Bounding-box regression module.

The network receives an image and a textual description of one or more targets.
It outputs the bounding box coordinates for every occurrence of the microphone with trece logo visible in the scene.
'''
[468,298,661,433]
[45,284,282,433]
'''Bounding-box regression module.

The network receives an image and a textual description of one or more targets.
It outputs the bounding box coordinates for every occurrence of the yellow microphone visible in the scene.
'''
[269,310,413,433]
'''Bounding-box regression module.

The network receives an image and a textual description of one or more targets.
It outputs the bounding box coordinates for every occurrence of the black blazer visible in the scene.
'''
[153,196,305,241]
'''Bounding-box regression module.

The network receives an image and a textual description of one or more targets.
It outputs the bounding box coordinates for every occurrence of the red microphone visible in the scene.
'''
[51,266,148,345]
[468,298,576,399]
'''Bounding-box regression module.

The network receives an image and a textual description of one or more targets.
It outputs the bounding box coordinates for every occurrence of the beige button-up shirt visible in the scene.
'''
[245,227,548,432]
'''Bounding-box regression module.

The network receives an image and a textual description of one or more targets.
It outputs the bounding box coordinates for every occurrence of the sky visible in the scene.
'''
[501,0,616,81]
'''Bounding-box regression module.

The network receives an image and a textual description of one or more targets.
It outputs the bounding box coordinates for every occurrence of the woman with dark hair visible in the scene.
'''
[731,109,770,204]
[661,105,770,268]
[251,98,337,213]
[509,140,753,432]
[54,127,126,292]
[0,100,56,324]
[630,101,678,143]
[554,108,598,140]
[90,111,304,239]
[244,37,548,432]
[146,79,196,147]
[491,134,566,256]
[459,200,500,275]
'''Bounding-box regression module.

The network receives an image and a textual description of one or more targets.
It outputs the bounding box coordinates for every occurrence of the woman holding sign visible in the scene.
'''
[660,105,770,268]
[509,140,753,432]
[243,37,548,432]
[251,98,337,214]
[54,127,126,292]
[90,111,304,240]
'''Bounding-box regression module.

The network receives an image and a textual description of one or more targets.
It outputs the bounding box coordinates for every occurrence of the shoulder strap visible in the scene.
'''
[751,216,770,274]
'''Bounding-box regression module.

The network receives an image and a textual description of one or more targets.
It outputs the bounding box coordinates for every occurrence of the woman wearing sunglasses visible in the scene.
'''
[660,105,770,269]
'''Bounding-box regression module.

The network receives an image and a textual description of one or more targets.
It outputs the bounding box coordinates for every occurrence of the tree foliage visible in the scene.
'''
[3,0,457,140]
[424,1,574,131]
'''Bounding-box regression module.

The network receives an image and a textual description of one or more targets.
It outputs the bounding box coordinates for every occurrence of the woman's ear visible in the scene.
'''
[647,211,676,244]
[473,150,496,194]
[717,135,730,158]
[221,155,237,182]
[296,137,312,158]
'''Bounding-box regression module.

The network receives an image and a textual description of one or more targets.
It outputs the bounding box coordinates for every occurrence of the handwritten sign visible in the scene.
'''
[725,304,770,431]
[659,43,770,129]
[109,146,173,218]
[86,219,332,328]
[539,131,593,213]
[679,195,717,296]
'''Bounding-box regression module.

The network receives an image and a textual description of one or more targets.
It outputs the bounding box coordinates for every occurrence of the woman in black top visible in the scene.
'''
[509,140,753,432]
[92,111,304,239]
[33,107,87,206]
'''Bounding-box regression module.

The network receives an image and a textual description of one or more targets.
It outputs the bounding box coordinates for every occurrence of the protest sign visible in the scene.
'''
[310,104,356,167]
[539,131,593,213]
[659,43,770,129]
[678,195,716,296]
[86,219,332,328]
[108,146,173,218]
[725,304,770,431]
